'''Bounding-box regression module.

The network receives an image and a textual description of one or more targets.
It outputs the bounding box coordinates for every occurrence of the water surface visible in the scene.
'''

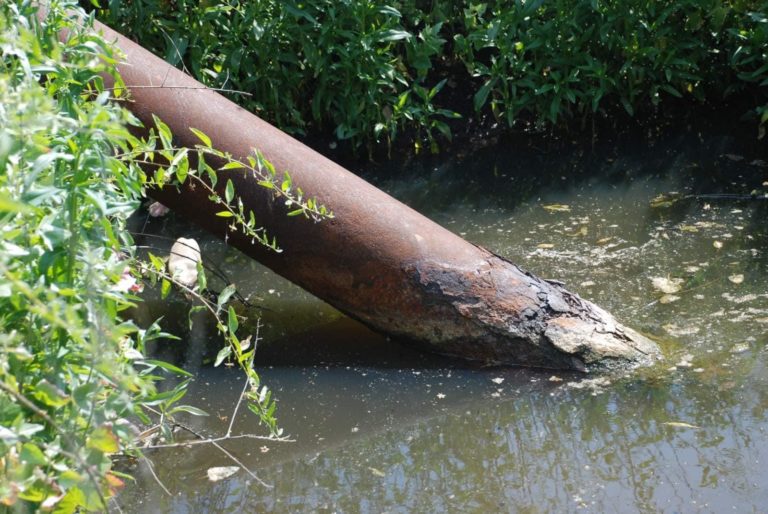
[121,127,768,513]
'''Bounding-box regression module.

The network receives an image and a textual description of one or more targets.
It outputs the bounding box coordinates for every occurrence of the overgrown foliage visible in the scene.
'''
[1,2,330,511]
[95,0,768,151]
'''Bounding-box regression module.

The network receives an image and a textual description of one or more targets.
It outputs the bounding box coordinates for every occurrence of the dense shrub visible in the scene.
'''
[451,0,768,129]
[1,3,164,510]
[1,1,302,510]
[95,0,768,150]
[96,0,461,152]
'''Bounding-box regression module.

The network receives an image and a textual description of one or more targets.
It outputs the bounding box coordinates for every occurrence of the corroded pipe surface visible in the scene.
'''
[86,19,659,371]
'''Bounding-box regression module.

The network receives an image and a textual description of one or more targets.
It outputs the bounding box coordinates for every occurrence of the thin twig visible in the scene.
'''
[160,421,273,488]
[227,321,261,437]
[141,455,173,498]
[227,376,250,438]
[206,437,271,488]
[140,433,292,449]
[159,26,191,77]
[137,405,291,490]
[109,497,125,514]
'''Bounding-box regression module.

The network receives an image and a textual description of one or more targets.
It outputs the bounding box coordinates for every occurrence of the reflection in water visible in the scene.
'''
[121,126,767,513]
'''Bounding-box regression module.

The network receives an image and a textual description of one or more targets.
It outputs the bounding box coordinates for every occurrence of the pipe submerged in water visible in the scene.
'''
[50,10,660,371]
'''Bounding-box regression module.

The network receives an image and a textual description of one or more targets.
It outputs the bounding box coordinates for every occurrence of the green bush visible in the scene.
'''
[0,2,165,510]
[96,0,460,152]
[1,1,322,510]
[453,0,767,128]
[96,0,768,150]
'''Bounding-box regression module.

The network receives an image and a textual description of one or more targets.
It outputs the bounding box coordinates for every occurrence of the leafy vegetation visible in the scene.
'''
[94,0,768,151]
[0,2,330,511]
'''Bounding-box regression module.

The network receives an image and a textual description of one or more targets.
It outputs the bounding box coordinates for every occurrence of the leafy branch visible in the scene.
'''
[117,115,333,252]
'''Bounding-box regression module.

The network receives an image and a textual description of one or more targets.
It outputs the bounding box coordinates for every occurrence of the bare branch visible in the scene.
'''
[141,455,173,497]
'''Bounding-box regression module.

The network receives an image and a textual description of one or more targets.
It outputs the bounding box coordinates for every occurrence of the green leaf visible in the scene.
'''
[228,306,239,334]
[220,161,245,171]
[190,127,212,147]
[281,172,292,192]
[396,91,409,110]
[148,252,166,272]
[0,193,34,214]
[214,345,232,366]
[197,263,207,291]
[225,179,235,204]
[169,405,208,416]
[153,115,173,149]
[176,154,189,184]
[53,487,86,514]
[216,211,234,217]
[217,284,237,309]
[161,278,172,299]
[19,486,46,502]
[87,426,119,454]
[141,359,193,377]
[378,6,401,17]
[20,442,47,465]
[474,80,493,111]
[429,78,447,100]
[58,470,84,489]
[32,380,69,407]
[379,29,412,42]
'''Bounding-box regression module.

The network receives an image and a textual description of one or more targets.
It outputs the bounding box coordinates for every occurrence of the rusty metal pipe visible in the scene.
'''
[75,17,659,371]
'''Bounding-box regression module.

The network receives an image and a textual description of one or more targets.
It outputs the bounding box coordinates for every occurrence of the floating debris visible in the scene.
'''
[728,274,744,284]
[652,277,684,294]
[168,237,201,288]
[662,324,700,337]
[662,421,700,430]
[148,201,170,217]
[543,204,571,213]
[650,192,683,208]
[730,343,750,354]
[207,466,239,482]
[368,467,386,478]
[567,377,610,395]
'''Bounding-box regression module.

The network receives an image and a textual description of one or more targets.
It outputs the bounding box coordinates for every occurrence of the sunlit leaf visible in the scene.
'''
[20,443,47,465]
[86,426,119,454]
[169,405,208,416]
[32,381,69,408]
[215,346,232,367]
[190,127,212,148]
[225,179,235,204]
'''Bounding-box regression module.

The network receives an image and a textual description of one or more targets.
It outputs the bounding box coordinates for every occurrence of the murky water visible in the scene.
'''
[121,126,768,513]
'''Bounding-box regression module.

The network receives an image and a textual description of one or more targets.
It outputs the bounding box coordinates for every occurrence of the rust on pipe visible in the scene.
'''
[76,17,659,371]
